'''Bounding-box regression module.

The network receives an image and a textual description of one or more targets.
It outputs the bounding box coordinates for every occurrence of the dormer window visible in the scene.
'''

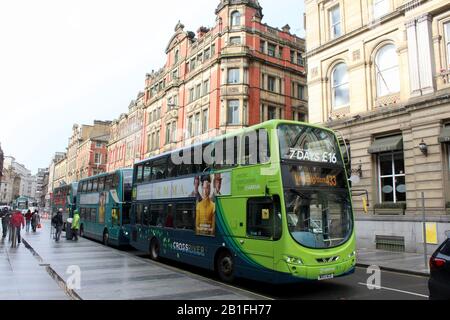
[231,11,241,27]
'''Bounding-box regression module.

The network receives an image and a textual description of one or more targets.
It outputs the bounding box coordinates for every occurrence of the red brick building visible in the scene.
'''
[107,94,145,172]
[77,135,109,179]
[141,0,307,159]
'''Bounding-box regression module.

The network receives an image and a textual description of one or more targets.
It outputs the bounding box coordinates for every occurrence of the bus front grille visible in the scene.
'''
[316,256,340,264]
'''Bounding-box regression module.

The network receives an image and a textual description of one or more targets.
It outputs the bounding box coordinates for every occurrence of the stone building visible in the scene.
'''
[46,152,66,209]
[36,168,49,207]
[0,156,36,204]
[305,0,450,252]
[53,156,67,189]
[141,0,306,159]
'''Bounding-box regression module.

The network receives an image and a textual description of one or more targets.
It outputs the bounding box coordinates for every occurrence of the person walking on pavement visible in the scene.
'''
[11,210,25,245]
[31,210,40,233]
[71,209,80,241]
[25,210,32,233]
[1,208,10,239]
[52,209,64,242]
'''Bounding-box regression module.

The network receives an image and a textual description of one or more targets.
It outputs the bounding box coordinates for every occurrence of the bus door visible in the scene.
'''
[131,203,149,252]
[242,196,282,273]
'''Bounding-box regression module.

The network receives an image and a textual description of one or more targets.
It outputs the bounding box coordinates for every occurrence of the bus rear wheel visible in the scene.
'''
[150,238,160,261]
[103,231,109,246]
[216,251,235,283]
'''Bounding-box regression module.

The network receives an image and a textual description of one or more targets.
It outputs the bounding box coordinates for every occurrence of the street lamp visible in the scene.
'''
[419,139,428,157]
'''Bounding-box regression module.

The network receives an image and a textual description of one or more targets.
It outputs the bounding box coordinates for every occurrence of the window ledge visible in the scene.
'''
[375,93,400,108]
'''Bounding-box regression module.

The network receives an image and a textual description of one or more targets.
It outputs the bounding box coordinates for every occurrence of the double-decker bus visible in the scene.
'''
[129,120,356,284]
[51,183,78,230]
[76,169,133,246]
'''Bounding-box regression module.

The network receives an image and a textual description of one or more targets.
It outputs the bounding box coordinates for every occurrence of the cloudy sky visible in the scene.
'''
[0,0,304,174]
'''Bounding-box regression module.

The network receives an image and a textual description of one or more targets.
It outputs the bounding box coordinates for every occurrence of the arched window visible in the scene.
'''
[174,49,179,64]
[231,11,241,27]
[331,63,349,109]
[375,44,400,97]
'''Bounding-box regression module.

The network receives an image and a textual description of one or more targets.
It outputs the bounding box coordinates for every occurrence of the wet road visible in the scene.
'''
[133,252,430,300]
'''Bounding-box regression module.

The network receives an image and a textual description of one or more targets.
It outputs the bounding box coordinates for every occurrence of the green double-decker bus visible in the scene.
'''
[129,120,356,283]
[77,169,133,246]
[51,183,78,230]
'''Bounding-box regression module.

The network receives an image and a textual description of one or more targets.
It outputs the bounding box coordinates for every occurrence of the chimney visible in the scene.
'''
[197,26,210,39]
[282,24,291,33]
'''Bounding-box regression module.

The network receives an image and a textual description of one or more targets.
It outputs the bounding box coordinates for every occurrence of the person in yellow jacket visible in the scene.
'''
[71,210,81,241]
[195,176,215,236]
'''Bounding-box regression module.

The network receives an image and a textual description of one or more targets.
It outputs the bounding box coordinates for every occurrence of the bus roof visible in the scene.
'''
[135,120,335,166]
[77,168,133,183]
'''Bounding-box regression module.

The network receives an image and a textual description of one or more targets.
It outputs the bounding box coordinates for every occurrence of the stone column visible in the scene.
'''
[405,19,421,97]
[416,14,435,95]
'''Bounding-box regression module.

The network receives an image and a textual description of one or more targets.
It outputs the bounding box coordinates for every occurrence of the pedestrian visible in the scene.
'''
[71,209,80,241]
[25,210,32,233]
[51,209,64,242]
[1,208,11,239]
[11,210,25,245]
[31,210,40,233]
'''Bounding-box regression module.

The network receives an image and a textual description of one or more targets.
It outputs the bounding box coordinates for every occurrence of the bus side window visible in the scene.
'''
[175,202,195,230]
[91,208,97,223]
[165,204,174,228]
[98,177,105,191]
[150,204,164,227]
[143,162,152,182]
[142,205,150,226]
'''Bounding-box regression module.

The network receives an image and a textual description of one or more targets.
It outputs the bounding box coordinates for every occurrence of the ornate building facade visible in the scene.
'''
[141,0,306,159]
[66,120,111,184]
[107,93,145,172]
[305,0,450,252]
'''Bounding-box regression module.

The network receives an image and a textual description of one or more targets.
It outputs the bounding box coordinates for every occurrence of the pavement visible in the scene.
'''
[18,220,265,300]
[1,219,433,300]
[356,247,431,276]
[0,232,69,300]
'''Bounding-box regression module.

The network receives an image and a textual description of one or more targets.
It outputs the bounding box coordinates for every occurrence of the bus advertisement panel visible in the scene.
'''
[135,173,231,237]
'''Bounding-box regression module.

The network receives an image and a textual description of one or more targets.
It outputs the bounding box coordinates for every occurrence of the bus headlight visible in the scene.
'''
[348,251,356,258]
[284,256,303,265]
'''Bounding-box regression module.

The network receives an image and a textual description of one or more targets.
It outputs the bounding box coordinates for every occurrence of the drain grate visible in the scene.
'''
[375,235,405,252]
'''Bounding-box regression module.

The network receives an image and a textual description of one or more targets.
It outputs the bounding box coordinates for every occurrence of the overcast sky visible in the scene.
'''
[0,0,304,174]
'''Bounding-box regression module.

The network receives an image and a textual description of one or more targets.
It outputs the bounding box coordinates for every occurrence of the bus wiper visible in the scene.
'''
[290,131,303,149]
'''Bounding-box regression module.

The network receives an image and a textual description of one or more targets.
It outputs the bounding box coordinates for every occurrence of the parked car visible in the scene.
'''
[429,231,450,300]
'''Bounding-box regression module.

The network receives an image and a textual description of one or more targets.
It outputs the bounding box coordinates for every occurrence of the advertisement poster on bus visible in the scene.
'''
[99,191,108,224]
[135,171,231,237]
[195,172,231,237]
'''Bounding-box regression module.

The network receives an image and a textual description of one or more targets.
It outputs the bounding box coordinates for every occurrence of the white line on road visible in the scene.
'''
[357,282,429,298]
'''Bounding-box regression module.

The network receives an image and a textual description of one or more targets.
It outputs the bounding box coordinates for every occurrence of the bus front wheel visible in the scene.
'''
[216,250,235,283]
[150,238,160,261]
[103,231,109,246]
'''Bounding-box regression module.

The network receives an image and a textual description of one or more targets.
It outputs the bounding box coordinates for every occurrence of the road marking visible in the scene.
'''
[357,282,429,298]
[355,266,428,279]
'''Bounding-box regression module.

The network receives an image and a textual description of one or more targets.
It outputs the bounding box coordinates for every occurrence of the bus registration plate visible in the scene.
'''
[318,274,334,281]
